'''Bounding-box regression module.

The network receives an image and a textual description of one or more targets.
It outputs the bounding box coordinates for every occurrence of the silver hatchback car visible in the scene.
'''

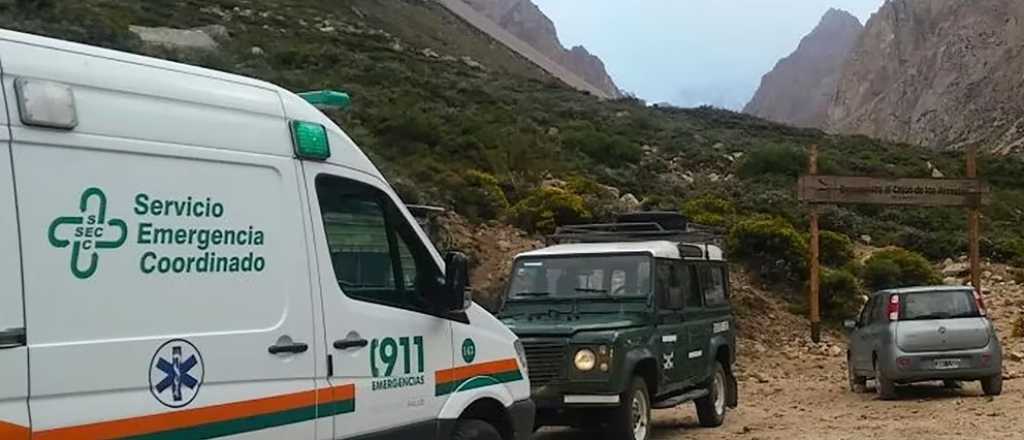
[844,286,1003,400]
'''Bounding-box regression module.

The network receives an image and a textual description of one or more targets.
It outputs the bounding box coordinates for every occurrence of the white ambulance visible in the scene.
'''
[0,29,532,440]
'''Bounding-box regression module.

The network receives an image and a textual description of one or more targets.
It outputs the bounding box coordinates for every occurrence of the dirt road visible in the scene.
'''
[536,354,1024,440]
[536,263,1024,440]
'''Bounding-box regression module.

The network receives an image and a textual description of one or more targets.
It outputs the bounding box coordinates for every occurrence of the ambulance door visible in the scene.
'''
[303,162,454,439]
[0,52,30,439]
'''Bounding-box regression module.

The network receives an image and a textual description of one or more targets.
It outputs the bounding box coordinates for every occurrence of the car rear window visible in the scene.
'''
[901,290,979,320]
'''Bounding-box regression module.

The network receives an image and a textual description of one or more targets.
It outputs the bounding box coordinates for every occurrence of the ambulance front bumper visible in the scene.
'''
[509,398,536,440]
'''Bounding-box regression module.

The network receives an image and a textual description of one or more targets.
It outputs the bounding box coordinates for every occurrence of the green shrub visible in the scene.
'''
[508,187,592,234]
[727,216,808,283]
[862,248,941,291]
[682,195,736,227]
[819,268,863,320]
[820,230,855,267]
[737,145,806,179]
[983,233,1024,266]
[451,170,509,222]
[561,125,641,167]
[565,176,622,222]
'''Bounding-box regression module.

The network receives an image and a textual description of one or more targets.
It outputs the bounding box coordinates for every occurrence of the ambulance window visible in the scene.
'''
[316,175,431,309]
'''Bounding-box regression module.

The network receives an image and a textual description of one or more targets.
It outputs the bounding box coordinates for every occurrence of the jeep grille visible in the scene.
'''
[522,339,566,387]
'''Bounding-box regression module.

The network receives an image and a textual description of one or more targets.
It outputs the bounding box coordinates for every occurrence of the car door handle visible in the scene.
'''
[0,327,26,349]
[334,338,369,350]
[268,341,308,355]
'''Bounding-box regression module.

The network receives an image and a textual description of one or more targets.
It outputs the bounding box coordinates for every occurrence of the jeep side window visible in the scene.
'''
[660,260,695,310]
[656,260,683,309]
[683,264,702,309]
[700,265,728,307]
[315,175,434,310]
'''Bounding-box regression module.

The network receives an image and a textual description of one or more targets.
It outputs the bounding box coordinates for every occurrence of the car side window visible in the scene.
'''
[699,265,727,307]
[315,175,436,310]
[682,264,703,309]
[656,260,680,309]
[658,259,692,310]
[857,297,874,327]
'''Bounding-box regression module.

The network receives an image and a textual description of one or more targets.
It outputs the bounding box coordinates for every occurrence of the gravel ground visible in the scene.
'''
[536,361,1023,440]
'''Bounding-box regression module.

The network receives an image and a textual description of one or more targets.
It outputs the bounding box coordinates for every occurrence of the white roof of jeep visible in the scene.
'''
[517,241,724,261]
[0,29,382,180]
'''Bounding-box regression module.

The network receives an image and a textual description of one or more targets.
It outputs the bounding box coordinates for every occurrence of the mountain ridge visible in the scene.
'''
[743,8,863,128]
[460,0,622,98]
[828,0,1024,153]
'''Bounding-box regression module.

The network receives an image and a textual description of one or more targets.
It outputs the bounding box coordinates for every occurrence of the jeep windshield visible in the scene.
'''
[508,254,653,299]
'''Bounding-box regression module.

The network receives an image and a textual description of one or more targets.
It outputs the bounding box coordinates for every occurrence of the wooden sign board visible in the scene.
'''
[798,175,990,207]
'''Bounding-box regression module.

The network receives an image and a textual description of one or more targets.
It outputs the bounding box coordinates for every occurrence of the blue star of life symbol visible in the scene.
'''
[156,346,199,402]
[150,339,204,408]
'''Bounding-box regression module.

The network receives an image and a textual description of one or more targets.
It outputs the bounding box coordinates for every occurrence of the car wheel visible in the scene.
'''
[608,377,651,440]
[981,374,1003,396]
[847,355,867,393]
[451,419,502,440]
[696,362,728,427]
[874,360,897,400]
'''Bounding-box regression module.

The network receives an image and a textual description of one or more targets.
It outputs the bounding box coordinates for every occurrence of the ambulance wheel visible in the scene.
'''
[451,419,502,440]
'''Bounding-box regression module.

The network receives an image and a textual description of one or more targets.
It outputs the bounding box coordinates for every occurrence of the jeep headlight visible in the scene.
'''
[574,348,597,371]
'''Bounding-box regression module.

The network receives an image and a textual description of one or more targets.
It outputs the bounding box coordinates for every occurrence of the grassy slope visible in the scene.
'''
[4,0,1023,263]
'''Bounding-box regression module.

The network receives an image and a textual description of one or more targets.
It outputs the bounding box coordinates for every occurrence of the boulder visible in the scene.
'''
[129,25,225,50]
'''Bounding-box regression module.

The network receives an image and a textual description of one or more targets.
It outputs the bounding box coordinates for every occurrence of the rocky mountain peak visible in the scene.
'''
[461,0,622,98]
[827,0,1024,153]
[743,8,863,127]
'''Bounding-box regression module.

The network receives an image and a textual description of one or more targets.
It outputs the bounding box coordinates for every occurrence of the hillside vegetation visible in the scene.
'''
[6,0,1024,303]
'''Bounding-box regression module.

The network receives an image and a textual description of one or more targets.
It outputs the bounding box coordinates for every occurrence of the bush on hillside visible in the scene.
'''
[983,233,1024,266]
[560,122,641,167]
[451,170,509,222]
[565,176,624,222]
[508,187,591,234]
[862,248,941,291]
[728,216,807,283]
[819,268,864,320]
[820,230,855,267]
[737,145,807,179]
[682,195,736,227]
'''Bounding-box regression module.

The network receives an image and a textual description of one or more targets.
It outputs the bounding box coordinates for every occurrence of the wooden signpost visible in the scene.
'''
[798,145,990,342]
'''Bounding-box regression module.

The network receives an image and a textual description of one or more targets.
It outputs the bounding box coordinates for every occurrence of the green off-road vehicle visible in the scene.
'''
[498,213,738,440]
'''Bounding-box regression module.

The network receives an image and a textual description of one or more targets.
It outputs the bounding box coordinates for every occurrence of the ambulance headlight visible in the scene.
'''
[574,349,597,371]
[514,339,528,374]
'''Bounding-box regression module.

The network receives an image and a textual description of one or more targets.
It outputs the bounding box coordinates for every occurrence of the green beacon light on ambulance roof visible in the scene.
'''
[291,120,330,160]
[298,90,351,110]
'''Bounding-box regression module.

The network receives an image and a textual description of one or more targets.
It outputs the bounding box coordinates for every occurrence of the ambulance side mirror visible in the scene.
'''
[442,251,471,313]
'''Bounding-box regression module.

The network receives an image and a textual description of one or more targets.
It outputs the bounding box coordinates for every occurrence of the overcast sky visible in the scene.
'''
[532,0,885,109]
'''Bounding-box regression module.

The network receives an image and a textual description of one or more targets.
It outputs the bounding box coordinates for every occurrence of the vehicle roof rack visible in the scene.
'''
[547,211,725,246]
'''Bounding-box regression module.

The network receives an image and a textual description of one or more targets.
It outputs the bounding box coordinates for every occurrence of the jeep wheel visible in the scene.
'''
[847,355,867,393]
[981,374,1003,396]
[608,377,651,440]
[874,360,897,400]
[451,419,502,440]
[695,362,727,427]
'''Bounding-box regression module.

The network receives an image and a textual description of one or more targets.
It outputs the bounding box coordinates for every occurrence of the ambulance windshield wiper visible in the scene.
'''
[515,291,551,297]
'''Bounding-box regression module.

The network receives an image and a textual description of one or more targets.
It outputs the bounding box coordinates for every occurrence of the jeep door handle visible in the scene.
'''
[268,341,309,355]
[0,327,26,349]
[334,338,369,350]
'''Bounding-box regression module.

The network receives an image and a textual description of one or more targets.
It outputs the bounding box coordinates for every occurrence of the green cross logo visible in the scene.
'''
[47,188,128,279]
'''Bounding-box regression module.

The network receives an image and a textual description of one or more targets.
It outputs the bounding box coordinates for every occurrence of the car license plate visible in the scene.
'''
[933,359,961,370]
